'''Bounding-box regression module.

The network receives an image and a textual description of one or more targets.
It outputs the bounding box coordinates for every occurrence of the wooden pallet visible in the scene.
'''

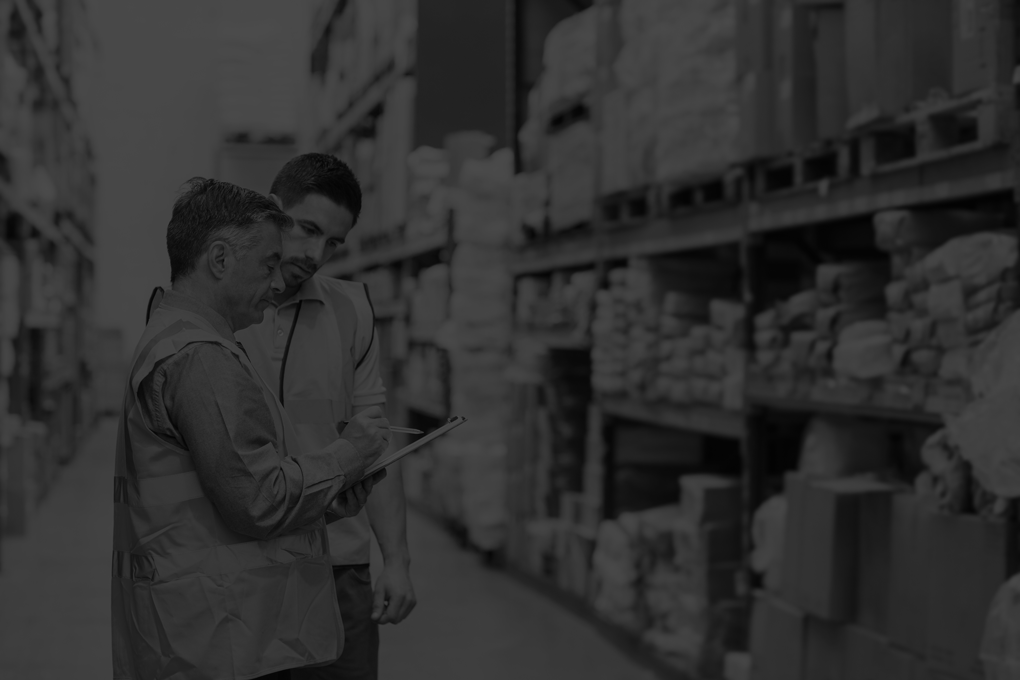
[750,143,855,197]
[858,88,1007,176]
[597,185,658,227]
[660,168,746,214]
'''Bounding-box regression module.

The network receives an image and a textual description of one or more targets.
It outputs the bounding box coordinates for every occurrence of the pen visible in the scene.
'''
[340,421,424,435]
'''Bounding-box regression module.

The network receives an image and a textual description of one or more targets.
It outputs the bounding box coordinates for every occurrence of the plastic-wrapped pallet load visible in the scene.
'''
[547,121,596,232]
[625,476,744,676]
[655,299,746,410]
[652,0,740,183]
[538,8,597,115]
[610,0,660,189]
[874,209,1016,413]
[751,289,819,396]
[452,149,515,248]
[593,258,737,400]
[509,172,547,245]
[431,151,519,551]
[590,513,646,631]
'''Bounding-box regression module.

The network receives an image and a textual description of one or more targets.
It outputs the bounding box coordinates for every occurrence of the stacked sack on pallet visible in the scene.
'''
[750,289,820,396]
[602,0,739,194]
[591,257,737,398]
[518,8,598,232]
[433,149,517,551]
[590,475,746,675]
[653,298,746,410]
[875,210,1017,414]
[816,261,893,391]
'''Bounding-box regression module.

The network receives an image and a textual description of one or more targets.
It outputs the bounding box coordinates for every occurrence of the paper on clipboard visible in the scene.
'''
[362,416,468,477]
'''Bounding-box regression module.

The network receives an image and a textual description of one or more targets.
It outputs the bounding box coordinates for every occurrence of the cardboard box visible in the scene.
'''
[925,512,1014,680]
[888,493,930,655]
[855,484,895,635]
[751,592,805,680]
[813,6,849,139]
[784,475,896,622]
[782,473,810,607]
[952,0,1004,95]
[805,617,844,680]
[773,0,817,151]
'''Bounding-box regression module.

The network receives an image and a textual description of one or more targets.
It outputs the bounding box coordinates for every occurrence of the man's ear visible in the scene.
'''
[206,241,230,280]
[269,193,284,210]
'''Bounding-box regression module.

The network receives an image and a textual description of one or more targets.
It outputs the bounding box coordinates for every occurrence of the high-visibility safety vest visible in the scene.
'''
[112,302,343,680]
[236,276,376,566]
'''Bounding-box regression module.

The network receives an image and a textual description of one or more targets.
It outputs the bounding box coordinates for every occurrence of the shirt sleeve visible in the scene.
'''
[150,342,364,541]
[353,324,387,408]
[352,285,387,408]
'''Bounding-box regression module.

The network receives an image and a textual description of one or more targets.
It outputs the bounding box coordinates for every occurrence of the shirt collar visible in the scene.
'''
[160,289,236,342]
[276,273,327,308]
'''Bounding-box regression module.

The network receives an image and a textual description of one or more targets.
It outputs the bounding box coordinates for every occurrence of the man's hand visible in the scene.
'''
[371,561,417,625]
[330,469,388,519]
[338,406,390,477]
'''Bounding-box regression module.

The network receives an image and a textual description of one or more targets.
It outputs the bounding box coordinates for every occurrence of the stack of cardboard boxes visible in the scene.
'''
[752,476,1014,680]
[586,475,747,674]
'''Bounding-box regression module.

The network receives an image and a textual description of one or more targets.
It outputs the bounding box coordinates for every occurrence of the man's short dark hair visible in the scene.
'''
[167,177,293,283]
[270,153,362,223]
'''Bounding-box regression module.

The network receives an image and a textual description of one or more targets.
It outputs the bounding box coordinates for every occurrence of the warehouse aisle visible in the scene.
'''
[0,419,652,680]
[377,512,655,680]
[0,417,116,680]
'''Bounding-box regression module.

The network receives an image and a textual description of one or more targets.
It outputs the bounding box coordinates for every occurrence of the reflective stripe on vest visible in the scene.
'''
[111,304,342,680]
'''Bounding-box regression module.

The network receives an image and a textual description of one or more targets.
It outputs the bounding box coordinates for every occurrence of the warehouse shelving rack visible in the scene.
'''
[303,0,1020,674]
[0,0,97,561]
[499,0,1020,675]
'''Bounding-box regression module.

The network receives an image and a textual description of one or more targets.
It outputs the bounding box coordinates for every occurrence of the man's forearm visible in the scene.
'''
[353,403,410,565]
[366,463,410,566]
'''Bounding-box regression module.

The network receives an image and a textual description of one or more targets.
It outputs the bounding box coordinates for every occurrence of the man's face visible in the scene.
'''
[222,221,285,330]
[277,193,355,288]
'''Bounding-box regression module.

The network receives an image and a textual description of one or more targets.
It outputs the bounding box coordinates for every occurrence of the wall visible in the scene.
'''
[88,1,313,360]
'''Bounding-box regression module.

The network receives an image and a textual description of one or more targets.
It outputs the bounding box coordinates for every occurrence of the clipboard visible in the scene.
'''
[362,416,468,477]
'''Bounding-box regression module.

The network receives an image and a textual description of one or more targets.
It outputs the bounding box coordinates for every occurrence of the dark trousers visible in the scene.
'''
[291,565,380,680]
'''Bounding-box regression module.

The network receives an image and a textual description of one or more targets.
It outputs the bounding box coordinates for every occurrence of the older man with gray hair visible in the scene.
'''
[112,178,390,680]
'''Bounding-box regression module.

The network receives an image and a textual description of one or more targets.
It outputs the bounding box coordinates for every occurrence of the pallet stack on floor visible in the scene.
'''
[0,0,97,563]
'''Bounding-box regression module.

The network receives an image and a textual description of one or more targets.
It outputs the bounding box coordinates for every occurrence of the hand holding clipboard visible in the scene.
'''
[361,416,468,477]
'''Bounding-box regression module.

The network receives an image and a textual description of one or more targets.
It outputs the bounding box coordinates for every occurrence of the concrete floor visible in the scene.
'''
[0,418,653,680]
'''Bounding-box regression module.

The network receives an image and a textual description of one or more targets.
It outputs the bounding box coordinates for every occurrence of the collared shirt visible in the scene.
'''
[236,274,384,565]
[136,289,362,541]
[258,275,386,410]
